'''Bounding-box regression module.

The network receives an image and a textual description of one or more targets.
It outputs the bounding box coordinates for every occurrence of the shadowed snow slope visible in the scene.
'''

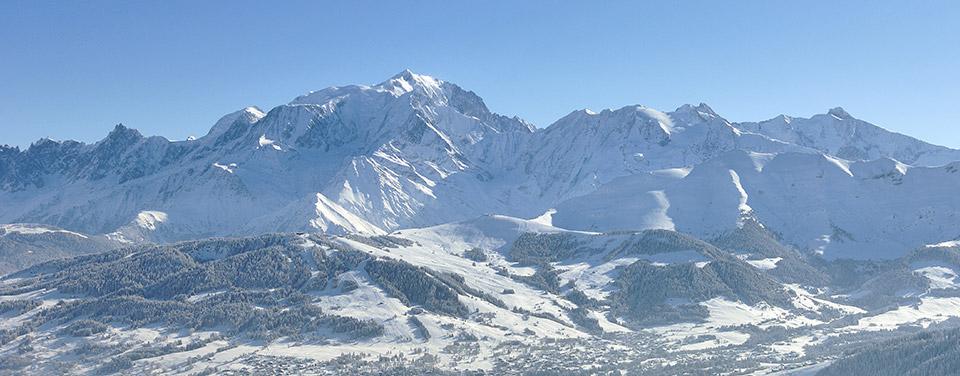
[554,150,960,259]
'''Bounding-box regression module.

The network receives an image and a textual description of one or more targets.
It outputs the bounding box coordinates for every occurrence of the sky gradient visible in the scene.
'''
[1,1,958,148]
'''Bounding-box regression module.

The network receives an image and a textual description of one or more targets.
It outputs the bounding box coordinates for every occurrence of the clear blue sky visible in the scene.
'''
[1,1,958,148]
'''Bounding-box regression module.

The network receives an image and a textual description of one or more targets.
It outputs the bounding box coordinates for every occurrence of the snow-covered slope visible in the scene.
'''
[0,224,121,274]
[244,192,386,236]
[554,150,960,259]
[2,220,960,373]
[517,103,804,201]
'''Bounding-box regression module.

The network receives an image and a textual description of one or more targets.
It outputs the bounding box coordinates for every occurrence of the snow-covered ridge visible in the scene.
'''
[553,149,960,259]
[736,107,960,166]
[0,224,88,239]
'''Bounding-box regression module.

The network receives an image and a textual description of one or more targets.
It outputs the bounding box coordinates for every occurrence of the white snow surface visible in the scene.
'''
[746,257,782,270]
[0,224,88,238]
[651,297,820,352]
[135,210,167,230]
[850,297,960,331]
[927,240,960,248]
[308,193,385,235]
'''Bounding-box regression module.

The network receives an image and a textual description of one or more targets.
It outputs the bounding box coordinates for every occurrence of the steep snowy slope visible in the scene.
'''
[553,150,960,259]
[204,106,266,139]
[244,192,386,236]
[515,103,806,201]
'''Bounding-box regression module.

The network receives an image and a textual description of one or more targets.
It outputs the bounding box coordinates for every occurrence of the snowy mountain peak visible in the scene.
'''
[206,106,265,138]
[288,71,449,109]
[287,70,442,107]
[97,124,146,149]
[105,123,142,140]
[241,106,265,119]
[553,105,673,129]
[385,68,433,83]
[376,69,444,97]
[735,106,960,165]
[28,137,59,149]
[675,103,719,118]
[697,102,717,114]
[772,114,793,124]
[827,106,852,120]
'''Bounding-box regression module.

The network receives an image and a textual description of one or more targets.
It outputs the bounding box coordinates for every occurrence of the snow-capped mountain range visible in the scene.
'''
[5,71,960,374]
[2,70,959,260]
